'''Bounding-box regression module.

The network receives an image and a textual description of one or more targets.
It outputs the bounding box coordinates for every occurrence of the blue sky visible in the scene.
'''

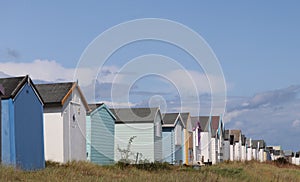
[1,1,300,151]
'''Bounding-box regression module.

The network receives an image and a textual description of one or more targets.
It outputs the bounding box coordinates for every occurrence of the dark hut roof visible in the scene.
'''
[110,107,161,124]
[162,113,180,125]
[0,75,43,103]
[191,116,210,132]
[36,82,74,105]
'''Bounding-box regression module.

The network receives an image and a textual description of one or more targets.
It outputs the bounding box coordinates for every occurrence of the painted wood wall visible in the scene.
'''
[162,127,174,163]
[43,88,86,163]
[115,123,155,162]
[154,113,162,162]
[44,112,64,162]
[87,106,115,165]
[1,83,45,170]
[223,141,230,161]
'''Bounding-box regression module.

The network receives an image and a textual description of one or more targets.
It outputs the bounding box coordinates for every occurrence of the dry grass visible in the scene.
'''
[0,161,299,182]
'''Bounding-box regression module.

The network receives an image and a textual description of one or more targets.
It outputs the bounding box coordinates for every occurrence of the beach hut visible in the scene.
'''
[180,113,193,165]
[86,103,116,165]
[252,140,266,162]
[296,152,300,165]
[36,82,89,163]
[191,116,211,165]
[111,107,163,163]
[241,135,247,161]
[246,138,252,161]
[0,76,45,170]
[210,116,224,164]
[162,113,185,164]
[228,130,241,161]
[223,130,230,161]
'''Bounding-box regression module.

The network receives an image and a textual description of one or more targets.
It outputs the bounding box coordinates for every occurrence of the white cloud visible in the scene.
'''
[0,60,122,87]
[165,69,226,95]
[0,59,74,82]
[223,109,248,123]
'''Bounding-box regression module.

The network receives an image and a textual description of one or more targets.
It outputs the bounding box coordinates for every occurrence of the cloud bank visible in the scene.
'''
[1,60,298,150]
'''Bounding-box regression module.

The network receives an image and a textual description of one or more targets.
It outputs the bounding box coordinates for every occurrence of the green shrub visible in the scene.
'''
[134,162,171,171]
[274,157,288,165]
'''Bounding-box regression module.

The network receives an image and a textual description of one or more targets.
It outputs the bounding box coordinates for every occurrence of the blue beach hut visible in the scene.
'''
[0,75,45,170]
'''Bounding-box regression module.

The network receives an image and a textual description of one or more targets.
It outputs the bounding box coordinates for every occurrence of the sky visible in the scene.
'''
[1,1,300,151]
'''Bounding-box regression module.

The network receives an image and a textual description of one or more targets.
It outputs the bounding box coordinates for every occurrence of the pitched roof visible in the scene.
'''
[36,82,89,110]
[229,130,241,143]
[181,112,193,131]
[211,116,220,138]
[88,103,104,113]
[36,82,74,105]
[0,75,43,103]
[87,103,116,119]
[110,107,161,124]
[191,116,210,132]
[252,140,266,149]
[162,113,180,125]
[180,113,189,126]
[0,76,27,99]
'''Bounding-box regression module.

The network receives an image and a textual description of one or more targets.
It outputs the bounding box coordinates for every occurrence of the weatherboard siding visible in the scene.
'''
[154,113,162,162]
[234,143,241,161]
[162,128,174,163]
[115,123,154,162]
[223,141,230,161]
[211,138,217,164]
[1,99,16,166]
[86,116,91,161]
[193,129,200,162]
[88,107,115,165]
[200,132,211,163]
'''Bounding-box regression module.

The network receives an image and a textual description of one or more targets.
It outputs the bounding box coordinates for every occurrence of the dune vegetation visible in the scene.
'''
[0,161,299,182]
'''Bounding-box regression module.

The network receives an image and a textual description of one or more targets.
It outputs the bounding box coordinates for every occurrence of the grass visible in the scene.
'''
[0,161,299,182]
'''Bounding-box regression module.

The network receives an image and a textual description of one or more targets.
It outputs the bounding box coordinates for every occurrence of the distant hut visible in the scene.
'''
[180,113,193,165]
[210,116,224,164]
[191,116,211,165]
[252,140,266,162]
[223,130,230,161]
[241,135,247,161]
[162,113,185,164]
